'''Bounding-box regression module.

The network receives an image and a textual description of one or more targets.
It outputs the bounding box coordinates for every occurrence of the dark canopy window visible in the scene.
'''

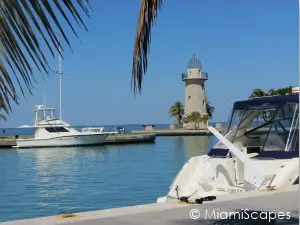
[45,127,69,133]
[215,96,299,152]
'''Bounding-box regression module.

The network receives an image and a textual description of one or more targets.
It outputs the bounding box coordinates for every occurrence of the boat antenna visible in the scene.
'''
[42,92,47,118]
[51,33,70,121]
[58,32,62,120]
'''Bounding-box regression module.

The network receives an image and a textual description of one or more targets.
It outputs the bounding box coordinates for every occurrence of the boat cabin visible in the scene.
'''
[33,105,79,138]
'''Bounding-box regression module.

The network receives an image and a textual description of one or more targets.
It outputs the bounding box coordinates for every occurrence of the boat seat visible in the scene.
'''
[252,151,298,160]
[246,152,259,158]
[207,148,229,158]
[246,146,261,154]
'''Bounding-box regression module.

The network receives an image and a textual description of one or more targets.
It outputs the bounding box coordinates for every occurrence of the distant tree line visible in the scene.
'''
[249,86,294,98]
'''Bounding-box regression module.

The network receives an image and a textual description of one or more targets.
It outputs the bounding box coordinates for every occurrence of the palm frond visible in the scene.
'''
[169,101,184,116]
[206,101,214,119]
[0,113,6,121]
[249,88,267,98]
[132,0,162,94]
[0,0,90,114]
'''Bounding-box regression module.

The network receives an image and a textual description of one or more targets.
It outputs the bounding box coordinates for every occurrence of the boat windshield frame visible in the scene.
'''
[211,94,299,154]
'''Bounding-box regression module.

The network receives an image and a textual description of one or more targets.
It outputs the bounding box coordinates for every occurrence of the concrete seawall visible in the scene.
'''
[0,134,156,148]
[1,186,298,224]
[131,127,273,136]
[131,129,212,136]
[104,133,156,144]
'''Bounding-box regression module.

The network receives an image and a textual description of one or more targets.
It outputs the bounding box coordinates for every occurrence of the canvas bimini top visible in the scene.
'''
[233,94,299,110]
[209,93,299,159]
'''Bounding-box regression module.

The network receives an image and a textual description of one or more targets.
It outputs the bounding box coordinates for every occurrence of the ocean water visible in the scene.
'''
[0,134,217,222]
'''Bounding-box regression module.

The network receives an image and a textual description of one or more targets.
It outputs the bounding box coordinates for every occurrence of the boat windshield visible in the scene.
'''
[215,101,299,152]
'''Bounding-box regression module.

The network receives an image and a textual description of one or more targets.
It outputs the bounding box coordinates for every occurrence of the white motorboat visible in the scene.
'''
[14,105,115,148]
[157,93,299,204]
[14,34,117,148]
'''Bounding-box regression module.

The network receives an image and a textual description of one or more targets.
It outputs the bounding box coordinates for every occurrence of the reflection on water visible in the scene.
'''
[0,136,214,222]
[183,135,210,158]
[171,135,213,160]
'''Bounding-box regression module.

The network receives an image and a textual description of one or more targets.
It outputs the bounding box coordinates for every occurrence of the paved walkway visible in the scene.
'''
[1,186,299,225]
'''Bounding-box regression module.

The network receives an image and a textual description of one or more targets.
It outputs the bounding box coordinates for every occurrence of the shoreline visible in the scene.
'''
[131,128,214,136]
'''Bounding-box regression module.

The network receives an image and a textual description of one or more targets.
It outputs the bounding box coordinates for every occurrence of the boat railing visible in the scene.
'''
[115,126,125,135]
[81,127,104,133]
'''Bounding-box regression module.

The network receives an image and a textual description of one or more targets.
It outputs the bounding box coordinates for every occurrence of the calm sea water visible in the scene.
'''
[0,126,217,222]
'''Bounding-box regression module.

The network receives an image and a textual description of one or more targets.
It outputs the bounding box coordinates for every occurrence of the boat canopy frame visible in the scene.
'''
[209,94,299,158]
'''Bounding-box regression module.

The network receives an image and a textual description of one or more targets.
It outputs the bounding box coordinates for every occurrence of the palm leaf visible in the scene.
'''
[206,101,214,119]
[249,89,267,98]
[132,0,162,94]
[0,113,6,121]
[0,0,90,114]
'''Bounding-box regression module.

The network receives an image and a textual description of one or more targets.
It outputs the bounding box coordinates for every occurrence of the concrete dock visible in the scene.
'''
[1,186,298,224]
[131,127,272,137]
[131,128,212,136]
[104,133,156,145]
[0,137,17,148]
[0,133,156,148]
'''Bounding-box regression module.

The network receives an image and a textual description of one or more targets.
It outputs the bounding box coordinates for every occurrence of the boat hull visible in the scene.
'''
[157,154,299,203]
[15,133,109,148]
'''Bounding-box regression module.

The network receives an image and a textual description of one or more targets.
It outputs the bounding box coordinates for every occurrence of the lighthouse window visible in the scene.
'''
[188,96,191,100]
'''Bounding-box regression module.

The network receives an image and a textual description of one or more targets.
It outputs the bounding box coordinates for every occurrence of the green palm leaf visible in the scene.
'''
[169,101,184,125]
[249,89,267,98]
[0,113,6,121]
[0,0,90,114]
[132,0,162,94]
[206,101,214,119]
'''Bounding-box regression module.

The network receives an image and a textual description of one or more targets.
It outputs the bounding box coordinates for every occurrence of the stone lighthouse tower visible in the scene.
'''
[182,55,208,129]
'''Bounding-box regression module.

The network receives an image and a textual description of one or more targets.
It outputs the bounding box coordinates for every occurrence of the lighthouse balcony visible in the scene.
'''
[181,72,208,80]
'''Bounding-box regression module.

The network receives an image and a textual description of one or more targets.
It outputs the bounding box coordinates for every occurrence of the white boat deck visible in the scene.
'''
[1,185,298,225]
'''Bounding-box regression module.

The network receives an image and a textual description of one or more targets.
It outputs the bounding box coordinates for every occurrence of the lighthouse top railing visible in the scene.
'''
[187,55,202,69]
[181,72,208,80]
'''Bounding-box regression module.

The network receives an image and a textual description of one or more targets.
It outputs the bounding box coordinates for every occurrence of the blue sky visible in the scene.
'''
[0,0,298,127]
